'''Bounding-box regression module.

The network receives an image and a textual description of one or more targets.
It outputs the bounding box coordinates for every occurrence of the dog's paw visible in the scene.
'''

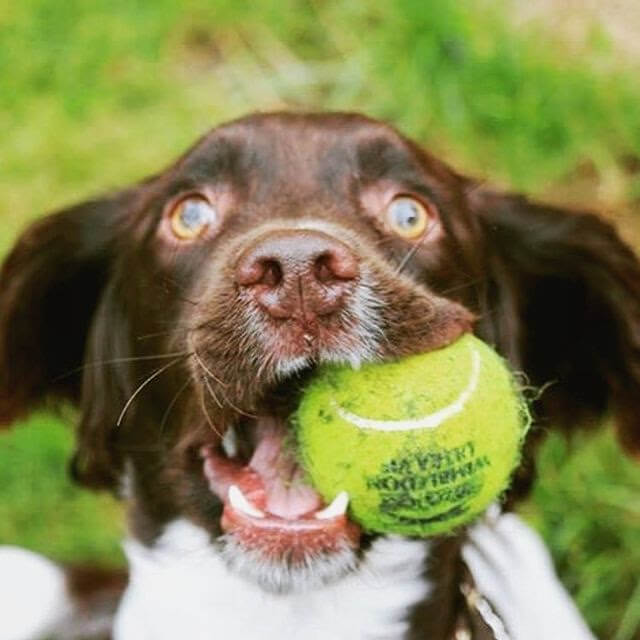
[463,512,596,640]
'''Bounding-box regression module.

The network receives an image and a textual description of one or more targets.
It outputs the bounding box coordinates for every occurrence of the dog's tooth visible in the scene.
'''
[221,426,239,458]
[228,485,266,518]
[315,491,349,520]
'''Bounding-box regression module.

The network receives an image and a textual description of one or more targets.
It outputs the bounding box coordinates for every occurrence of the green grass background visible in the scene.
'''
[1,1,640,637]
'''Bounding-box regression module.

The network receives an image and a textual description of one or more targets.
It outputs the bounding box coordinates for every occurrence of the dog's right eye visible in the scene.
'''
[169,196,218,240]
[385,196,434,240]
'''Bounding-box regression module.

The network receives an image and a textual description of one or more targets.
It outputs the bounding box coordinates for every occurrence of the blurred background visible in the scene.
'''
[1,1,640,637]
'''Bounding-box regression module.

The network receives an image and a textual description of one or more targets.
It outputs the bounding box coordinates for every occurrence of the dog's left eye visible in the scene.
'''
[170,197,218,240]
[385,196,432,239]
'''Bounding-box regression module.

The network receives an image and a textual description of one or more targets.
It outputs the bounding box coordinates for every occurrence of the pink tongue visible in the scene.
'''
[249,417,322,519]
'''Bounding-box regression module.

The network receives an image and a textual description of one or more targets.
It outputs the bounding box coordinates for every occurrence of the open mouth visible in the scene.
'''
[200,416,361,565]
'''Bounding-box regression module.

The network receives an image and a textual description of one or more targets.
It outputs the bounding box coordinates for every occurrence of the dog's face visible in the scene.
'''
[2,112,640,593]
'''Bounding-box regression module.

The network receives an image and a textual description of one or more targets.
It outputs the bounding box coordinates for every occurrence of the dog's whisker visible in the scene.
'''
[437,277,485,296]
[136,329,191,341]
[159,379,192,434]
[395,241,423,275]
[116,355,190,427]
[191,348,259,418]
[195,357,258,419]
[199,368,224,410]
[197,375,223,437]
[53,351,193,382]
[193,350,229,387]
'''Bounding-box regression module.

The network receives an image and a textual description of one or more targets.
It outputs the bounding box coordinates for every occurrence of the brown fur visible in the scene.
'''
[2,112,639,638]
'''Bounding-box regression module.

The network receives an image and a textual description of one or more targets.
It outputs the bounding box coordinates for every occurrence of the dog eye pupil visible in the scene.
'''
[392,200,420,228]
[386,197,429,239]
[181,200,213,229]
[170,197,217,240]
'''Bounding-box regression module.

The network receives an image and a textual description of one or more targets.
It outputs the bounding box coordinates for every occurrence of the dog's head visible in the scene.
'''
[2,113,639,592]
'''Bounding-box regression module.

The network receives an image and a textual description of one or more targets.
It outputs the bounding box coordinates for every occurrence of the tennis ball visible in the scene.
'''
[295,334,530,536]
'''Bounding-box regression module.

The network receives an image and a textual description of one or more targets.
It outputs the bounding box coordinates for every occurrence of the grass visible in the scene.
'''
[0,414,123,565]
[522,430,640,640]
[1,1,640,637]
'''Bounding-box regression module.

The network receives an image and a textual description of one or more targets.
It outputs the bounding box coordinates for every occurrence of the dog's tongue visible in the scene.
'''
[202,417,322,518]
[201,417,360,561]
[247,418,323,518]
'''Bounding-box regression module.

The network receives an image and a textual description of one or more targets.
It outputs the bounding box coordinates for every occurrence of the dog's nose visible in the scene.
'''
[235,229,359,322]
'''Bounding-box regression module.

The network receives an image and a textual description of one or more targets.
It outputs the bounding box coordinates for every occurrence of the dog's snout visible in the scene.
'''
[235,229,359,321]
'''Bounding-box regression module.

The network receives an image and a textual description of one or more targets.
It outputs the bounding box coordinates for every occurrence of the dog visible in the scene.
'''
[1,112,639,639]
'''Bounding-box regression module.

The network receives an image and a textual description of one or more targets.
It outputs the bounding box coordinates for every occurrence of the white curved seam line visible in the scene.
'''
[333,346,481,432]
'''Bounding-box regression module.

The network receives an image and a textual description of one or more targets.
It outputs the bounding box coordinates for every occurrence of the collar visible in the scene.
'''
[452,565,511,640]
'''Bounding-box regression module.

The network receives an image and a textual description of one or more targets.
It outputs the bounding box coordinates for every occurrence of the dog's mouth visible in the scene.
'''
[200,416,361,564]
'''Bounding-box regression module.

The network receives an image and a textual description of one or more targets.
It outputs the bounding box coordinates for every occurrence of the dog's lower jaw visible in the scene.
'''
[217,535,361,594]
[114,519,432,640]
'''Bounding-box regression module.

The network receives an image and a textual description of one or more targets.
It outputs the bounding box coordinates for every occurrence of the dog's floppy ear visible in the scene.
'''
[0,189,138,428]
[472,188,640,456]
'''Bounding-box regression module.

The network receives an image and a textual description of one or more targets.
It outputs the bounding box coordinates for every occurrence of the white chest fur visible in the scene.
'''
[113,519,431,640]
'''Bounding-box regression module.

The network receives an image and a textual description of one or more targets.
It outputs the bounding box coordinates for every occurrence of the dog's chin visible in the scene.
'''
[217,535,360,594]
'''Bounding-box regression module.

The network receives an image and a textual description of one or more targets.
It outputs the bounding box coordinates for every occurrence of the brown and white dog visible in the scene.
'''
[1,112,639,639]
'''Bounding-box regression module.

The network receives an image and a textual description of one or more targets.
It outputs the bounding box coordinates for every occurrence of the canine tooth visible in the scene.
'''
[228,485,265,518]
[221,426,238,458]
[315,491,349,520]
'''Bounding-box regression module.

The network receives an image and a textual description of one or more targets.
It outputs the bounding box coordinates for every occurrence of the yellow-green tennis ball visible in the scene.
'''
[296,334,530,536]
